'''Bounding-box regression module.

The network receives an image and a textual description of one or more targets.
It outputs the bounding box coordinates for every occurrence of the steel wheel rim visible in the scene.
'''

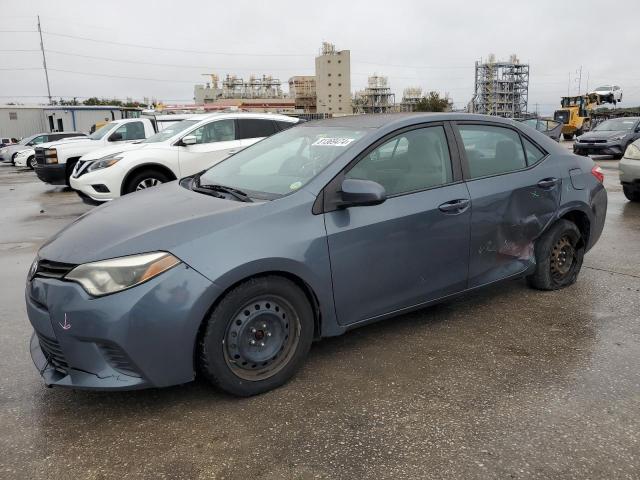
[550,235,575,280]
[223,295,300,381]
[135,178,162,190]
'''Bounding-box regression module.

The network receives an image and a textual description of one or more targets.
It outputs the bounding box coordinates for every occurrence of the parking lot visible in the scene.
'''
[0,141,638,479]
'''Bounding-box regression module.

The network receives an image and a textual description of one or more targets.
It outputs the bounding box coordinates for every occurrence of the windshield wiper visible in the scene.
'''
[193,175,252,202]
[198,183,253,202]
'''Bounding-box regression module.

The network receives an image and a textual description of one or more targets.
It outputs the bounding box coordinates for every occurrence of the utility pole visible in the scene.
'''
[37,15,52,104]
[576,65,583,95]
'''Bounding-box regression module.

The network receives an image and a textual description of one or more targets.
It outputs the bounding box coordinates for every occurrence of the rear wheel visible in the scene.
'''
[623,185,640,202]
[563,133,574,141]
[198,276,314,396]
[527,219,584,291]
[124,169,172,195]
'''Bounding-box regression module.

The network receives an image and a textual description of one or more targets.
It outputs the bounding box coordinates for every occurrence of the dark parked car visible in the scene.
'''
[25,113,607,396]
[574,117,640,159]
[518,117,563,142]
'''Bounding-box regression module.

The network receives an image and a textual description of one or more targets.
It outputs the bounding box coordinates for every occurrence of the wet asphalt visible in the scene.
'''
[0,143,638,479]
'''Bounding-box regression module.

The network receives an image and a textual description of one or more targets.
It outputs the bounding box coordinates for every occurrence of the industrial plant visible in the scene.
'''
[471,54,530,117]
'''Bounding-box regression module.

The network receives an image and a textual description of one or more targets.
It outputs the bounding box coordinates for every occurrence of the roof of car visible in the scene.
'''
[301,113,519,129]
[180,112,298,122]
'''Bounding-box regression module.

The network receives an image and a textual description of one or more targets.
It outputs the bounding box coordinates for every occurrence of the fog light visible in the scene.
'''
[92,184,110,193]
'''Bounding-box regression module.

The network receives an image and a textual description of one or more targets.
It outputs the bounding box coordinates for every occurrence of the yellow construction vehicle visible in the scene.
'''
[553,93,601,140]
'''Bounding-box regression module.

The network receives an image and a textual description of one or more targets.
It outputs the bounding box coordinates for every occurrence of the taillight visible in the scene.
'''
[591,165,604,183]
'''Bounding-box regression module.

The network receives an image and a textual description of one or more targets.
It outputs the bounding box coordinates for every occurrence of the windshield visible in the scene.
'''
[595,86,611,92]
[594,118,637,131]
[89,122,116,140]
[19,135,36,145]
[198,126,368,199]
[142,119,200,143]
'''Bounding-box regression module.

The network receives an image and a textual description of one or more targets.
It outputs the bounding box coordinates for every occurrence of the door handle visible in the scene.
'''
[537,177,558,189]
[438,199,470,213]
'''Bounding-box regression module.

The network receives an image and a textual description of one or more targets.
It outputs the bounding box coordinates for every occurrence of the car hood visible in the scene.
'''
[579,130,630,141]
[80,142,147,161]
[38,182,261,265]
[39,137,97,150]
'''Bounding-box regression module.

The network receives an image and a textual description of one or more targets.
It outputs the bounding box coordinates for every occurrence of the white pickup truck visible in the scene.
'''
[33,115,189,186]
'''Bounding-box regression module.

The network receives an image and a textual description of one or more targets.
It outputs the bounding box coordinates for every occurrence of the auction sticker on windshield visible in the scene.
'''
[312,137,355,147]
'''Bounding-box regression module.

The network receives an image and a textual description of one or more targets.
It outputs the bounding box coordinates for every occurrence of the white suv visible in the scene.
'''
[70,112,301,203]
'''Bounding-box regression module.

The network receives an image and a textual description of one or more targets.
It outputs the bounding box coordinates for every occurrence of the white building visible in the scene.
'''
[0,105,142,138]
[315,42,352,115]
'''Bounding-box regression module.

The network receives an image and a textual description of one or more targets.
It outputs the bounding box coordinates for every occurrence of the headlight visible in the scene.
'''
[86,152,124,173]
[624,143,640,160]
[0,148,7,154]
[611,135,626,141]
[65,252,181,296]
[44,148,58,164]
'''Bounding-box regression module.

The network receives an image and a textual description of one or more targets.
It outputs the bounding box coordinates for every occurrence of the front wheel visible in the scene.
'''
[527,219,584,291]
[123,169,171,195]
[27,156,36,169]
[198,276,314,396]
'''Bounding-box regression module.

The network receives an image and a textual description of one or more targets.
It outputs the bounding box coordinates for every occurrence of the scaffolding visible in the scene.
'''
[354,75,396,114]
[472,54,529,118]
[219,74,285,99]
[400,87,422,112]
[288,76,317,113]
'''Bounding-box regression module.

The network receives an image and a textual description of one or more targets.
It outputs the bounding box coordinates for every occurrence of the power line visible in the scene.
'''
[0,49,40,52]
[48,68,199,83]
[0,29,37,33]
[44,49,314,72]
[42,31,310,57]
[0,67,42,71]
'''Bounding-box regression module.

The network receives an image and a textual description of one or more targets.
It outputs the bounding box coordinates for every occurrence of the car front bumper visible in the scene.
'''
[26,261,220,390]
[34,163,67,185]
[573,141,624,157]
[70,172,120,202]
[14,155,29,167]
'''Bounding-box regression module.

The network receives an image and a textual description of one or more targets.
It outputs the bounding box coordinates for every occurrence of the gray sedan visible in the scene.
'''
[25,113,607,396]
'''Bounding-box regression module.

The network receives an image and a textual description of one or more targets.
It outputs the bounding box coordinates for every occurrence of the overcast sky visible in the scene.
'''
[2,0,639,114]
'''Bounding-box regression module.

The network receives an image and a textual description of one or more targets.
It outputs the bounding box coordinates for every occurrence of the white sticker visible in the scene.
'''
[312,137,355,147]
[289,181,303,190]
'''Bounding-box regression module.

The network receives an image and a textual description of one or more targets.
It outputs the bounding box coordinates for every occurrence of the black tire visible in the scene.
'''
[11,153,17,165]
[27,156,36,170]
[527,219,584,291]
[198,276,314,396]
[123,169,171,195]
[563,133,574,141]
[623,185,640,202]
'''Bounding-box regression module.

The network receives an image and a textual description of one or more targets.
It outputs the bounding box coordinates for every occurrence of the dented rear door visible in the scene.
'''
[453,122,562,288]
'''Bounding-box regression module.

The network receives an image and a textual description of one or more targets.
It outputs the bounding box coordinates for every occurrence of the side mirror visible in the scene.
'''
[109,132,123,142]
[338,178,386,208]
[182,135,197,146]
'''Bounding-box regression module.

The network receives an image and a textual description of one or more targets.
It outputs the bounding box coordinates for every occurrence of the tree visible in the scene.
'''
[414,91,452,112]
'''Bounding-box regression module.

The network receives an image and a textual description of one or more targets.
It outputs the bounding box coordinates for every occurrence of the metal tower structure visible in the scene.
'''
[473,54,529,118]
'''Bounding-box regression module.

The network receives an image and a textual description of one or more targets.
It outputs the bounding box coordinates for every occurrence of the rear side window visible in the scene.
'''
[191,119,236,144]
[522,137,545,165]
[237,119,278,139]
[458,125,526,179]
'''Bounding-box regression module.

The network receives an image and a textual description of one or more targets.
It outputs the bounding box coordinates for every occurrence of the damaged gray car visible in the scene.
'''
[26,113,607,396]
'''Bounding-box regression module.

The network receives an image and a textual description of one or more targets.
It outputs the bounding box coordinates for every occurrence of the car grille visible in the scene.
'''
[99,343,142,377]
[580,139,606,144]
[73,160,90,178]
[34,259,77,279]
[37,333,69,374]
[34,147,46,165]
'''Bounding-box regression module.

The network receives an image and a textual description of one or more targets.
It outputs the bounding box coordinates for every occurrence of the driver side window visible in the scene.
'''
[345,126,453,196]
